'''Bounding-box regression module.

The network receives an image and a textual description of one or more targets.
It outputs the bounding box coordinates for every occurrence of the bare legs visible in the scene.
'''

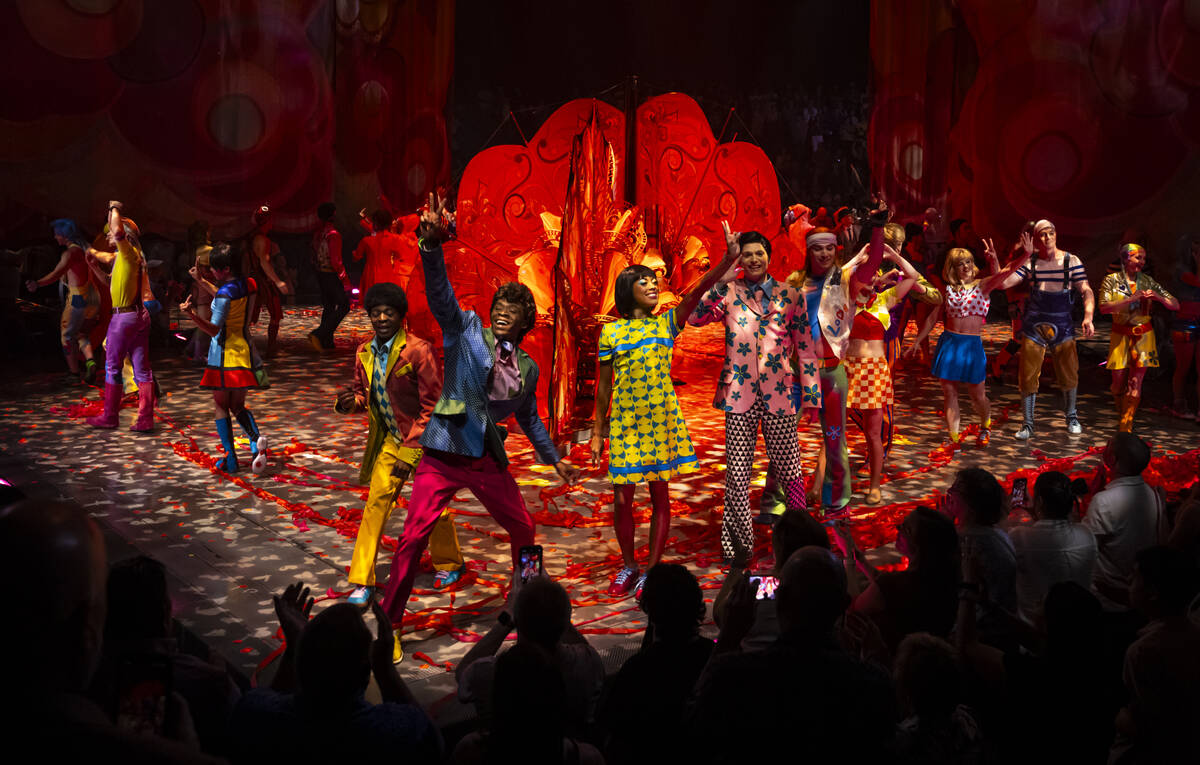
[940,380,990,443]
[862,408,883,504]
[612,480,672,570]
[1111,366,1147,432]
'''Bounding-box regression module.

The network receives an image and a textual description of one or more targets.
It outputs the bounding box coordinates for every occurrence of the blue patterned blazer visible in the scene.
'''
[418,241,560,468]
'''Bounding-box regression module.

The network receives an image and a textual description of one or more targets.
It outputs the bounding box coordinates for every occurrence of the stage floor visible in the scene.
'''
[2,306,1196,726]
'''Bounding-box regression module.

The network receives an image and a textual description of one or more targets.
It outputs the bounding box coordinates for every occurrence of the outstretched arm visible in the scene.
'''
[979,238,1025,293]
[26,250,72,291]
[674,220,742,329]
[884,248,919,302]
[416,193,466,335]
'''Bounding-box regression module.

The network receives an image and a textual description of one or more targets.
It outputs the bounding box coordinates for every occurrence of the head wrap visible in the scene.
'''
[1121,243,1145,257]
[806,231,838,247]
[1033,219,1055,235]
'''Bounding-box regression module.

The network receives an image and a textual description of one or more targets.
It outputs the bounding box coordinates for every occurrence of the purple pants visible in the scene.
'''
[105,308,152,385]
[381,450,536,626]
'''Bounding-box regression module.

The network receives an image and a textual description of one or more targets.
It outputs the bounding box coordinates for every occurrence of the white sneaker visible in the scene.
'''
[1066,417,1082,435]
[251,436,269,474]
[1015,424,1034,440]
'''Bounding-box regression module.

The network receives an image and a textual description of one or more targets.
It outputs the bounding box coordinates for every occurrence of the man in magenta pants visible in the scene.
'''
[379,195,579,663]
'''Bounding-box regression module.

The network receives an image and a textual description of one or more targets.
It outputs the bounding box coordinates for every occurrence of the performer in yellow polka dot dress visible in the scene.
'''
[590,221,742,598]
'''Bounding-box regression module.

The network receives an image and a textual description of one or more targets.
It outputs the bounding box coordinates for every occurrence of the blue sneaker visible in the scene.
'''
[434,565,466,589]
[347,586,373,605]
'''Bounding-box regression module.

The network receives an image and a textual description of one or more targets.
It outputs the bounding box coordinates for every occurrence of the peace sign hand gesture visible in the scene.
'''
[721,220,741,263]
[417,192,454,243]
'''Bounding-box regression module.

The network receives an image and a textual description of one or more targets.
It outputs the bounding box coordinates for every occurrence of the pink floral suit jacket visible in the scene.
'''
[688,276,821,416]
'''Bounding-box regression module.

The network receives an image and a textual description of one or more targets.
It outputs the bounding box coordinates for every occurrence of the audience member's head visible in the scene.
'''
[0,500,107,693]
[316,202,336,222]
[105,555,171,645]
[950,467,1007,527]
[296,603,371,707]
[1131,545,1200,620]
[1032,471,1085,521]
[370,209,392,232]
[1105,432,1152,478]
[772,507,830,572]
[893,633,961,722]
[896,506,960,575]
[776,547,850,639]
[640,563,704,641]
[490,642,566,761]
[514,576,572,651]
[1043,582,1103,661]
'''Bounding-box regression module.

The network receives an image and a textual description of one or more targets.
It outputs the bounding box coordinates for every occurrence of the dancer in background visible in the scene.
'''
[84,202,155,432]
[26,219,100,385]
[308,202,350,351]
[845,244,919,505]
[785,204,889,515]
[1099,243,1177,432]
[591,222,741,596]
[688,227,818,563]
[246,206,289,356]
[185,221,214,364]
[180,243,268,474]
[1170,235,1200,420]
[989,223,1035,384]
[335,282,465,605]
[909,242,1024,446]
[380,195,579,664]
[995,219,1095,440]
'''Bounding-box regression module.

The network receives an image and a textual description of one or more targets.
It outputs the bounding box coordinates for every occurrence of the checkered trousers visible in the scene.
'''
[721,396,807,562]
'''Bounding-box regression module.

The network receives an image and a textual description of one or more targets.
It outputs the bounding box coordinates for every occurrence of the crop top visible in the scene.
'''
[945,284,990,319]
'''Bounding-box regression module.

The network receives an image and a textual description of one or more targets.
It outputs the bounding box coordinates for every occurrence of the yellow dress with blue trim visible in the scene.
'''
[598,308,698,485]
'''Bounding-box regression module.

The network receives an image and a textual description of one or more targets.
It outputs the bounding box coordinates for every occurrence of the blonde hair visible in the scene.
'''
[942,247,978,286]
[883,223,906,252]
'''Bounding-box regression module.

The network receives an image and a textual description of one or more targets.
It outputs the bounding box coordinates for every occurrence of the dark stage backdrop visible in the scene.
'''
[0,0,453,243]
[869,0,1200,265]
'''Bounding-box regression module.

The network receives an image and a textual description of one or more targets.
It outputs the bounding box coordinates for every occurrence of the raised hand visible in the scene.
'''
[1020,230,1035,255]
[272,581,314,648]
[721,220,740,262]
[179,296,193,314]
[983,237,998,262]
[417,192,452,242]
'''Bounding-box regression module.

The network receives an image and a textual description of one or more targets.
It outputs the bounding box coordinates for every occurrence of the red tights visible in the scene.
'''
[612,481,671,570]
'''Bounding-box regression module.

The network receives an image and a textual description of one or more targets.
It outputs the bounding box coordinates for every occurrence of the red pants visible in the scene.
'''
[381,450,536,626]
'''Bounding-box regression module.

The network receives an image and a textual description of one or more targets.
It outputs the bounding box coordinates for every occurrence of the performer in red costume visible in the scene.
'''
[245,206,290,356]
[307,201,350,351]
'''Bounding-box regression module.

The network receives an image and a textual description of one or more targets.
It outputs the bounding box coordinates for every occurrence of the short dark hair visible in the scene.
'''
[364,282,408,319]
[955,467,1007,526]
[614,264,657,318]
[640,563,704,639]
[949,218,967,235]
[776,547,849,635]
[492,282,538,341]
[370,209,392,231]
[904,223,923,243]
[514,577,571,651]
[317,202,336,221]
[738,230,771,256]
[209,242,233,271]
[773,508,830,567]
[1135,545,1200,614]
[1034,471,1076,520]
[106,555,170,642]
[894,633,961,721]
[1113,432,1152,476]
[905,506,960,575]
[297,603,371,702]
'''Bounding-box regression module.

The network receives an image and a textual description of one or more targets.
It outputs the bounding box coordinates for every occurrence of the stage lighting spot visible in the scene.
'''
[208,94,265,152]
[1022,131,1079,193]
[901,142,924,181]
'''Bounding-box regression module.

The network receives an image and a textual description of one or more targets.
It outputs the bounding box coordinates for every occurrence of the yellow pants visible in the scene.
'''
[348,438,463,587]
[1019,334,1078,396]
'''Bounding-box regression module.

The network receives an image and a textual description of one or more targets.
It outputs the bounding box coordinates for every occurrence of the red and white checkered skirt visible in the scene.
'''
[845,355,893,409]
